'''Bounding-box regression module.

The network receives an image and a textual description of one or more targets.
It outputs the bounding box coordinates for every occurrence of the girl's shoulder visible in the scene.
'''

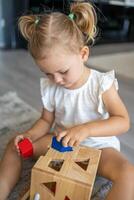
[40,77,57,97]
[91,68,115,79]
[90,69,118,115]
[40,77,58,112]
[90,69,118,91]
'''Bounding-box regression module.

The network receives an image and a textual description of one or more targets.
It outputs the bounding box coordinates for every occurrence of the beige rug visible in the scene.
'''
[87,51,134,80]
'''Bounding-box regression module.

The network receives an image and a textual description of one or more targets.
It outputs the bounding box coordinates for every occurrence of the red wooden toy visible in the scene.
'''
[18,138,33,158]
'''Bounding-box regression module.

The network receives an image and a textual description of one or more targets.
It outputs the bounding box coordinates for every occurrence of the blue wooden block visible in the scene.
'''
[51,136,73,152]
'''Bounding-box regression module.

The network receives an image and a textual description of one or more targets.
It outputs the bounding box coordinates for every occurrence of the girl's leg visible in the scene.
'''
[0,134,53,200]
[97,148,134,200]
[0,138,23,200]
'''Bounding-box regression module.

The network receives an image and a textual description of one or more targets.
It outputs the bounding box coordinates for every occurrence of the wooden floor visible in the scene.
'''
[0,42,134,163]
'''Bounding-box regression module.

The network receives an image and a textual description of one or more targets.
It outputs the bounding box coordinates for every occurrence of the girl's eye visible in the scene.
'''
[60,70,68,74]
[46,73,52,76]
[46,73,53,77]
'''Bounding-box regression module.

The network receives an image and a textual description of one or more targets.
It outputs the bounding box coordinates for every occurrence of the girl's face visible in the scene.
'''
[36,47,89,89]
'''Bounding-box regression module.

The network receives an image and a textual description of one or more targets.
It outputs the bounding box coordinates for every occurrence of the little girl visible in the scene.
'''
[0,2,134,200]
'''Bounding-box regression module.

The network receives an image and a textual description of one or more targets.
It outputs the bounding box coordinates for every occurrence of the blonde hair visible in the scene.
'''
[18,2,97,60]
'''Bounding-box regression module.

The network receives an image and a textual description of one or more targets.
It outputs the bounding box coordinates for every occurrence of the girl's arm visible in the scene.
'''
[57,84,130,147]
[22,108,55,142]
[84,83,130,137]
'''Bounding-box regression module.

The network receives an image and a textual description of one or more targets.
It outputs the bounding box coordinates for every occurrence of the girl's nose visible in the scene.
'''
[54,73,63,84]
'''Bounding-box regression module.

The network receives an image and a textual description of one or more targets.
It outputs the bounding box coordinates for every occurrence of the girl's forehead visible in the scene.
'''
[45,46,80,59]
[35,45,82,73]
[38,52,79,68]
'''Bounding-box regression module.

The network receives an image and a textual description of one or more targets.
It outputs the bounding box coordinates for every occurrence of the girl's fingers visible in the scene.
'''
[17,149,20,155]
[68,139,76,147]
[62,135,71,147]
[74,140,79,147]
[56,131,67,142]
[14,135,24,150]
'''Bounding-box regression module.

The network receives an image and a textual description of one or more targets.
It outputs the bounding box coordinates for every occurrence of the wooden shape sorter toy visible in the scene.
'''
[29,146,101,200]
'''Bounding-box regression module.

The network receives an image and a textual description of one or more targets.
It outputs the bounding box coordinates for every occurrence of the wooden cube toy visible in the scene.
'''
[30,146,101,200]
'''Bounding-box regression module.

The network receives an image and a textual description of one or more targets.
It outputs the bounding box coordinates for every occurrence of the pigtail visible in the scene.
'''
[18,15,37,41]
[70,2,97,45]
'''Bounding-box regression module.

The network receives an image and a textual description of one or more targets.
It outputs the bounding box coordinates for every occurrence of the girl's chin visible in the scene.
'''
[64,82,76,89]
[62,83,72,88]
[59,81,78,89]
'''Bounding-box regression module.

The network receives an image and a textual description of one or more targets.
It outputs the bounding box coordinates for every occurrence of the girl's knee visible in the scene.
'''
[116,161,134,181]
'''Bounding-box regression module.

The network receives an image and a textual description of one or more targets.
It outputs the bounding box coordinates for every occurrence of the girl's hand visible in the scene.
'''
[14,134,32,155]
[56,125,88,147]
[14,134,24,155]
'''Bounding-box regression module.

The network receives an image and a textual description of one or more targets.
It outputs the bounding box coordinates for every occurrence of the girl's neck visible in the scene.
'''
[68,66,91,90]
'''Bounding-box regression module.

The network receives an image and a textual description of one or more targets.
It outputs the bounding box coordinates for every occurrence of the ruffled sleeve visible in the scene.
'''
[40,78,56,112]
[98,70,119,115]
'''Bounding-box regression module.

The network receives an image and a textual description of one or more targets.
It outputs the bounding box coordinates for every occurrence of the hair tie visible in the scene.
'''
[68,13,75,20]
[35,16,40,25]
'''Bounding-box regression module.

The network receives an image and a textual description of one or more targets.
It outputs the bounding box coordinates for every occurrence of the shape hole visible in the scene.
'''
[48,159,64,171]
[64,196,71,200]
[41,182,56,196]
[75,159,90,171]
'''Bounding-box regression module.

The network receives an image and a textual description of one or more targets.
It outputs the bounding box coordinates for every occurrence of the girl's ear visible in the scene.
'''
[80,46,90,62]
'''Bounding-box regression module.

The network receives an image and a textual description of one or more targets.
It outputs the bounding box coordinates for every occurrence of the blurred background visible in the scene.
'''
[0,0,134,163]
[0,0,134,49]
